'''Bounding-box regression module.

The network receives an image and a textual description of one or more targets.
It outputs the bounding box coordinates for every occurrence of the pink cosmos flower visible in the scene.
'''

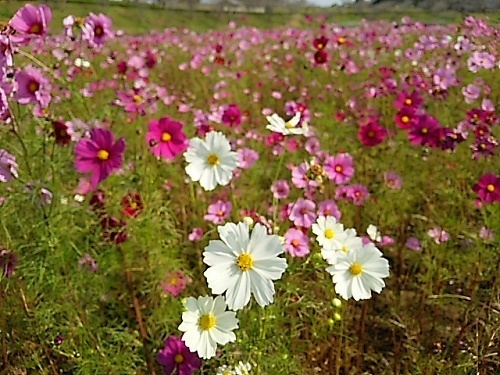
[204,200,232,225]
[8,4,52,39]
[384,171,403,190]
[305,137,321,154]
[462,84,481,104]
[289,198,316,228]
[479,227,494,242]
[78,253,98,272]
[188,227,204,241]
[74,127,126,189]
[405,237,421,251]
[395,107,418,130]
[467,51,496,73]
[157,335,202,375]
[0,35,14,68]
[237,148,259,169]
[0,149,19,182]
[393,90,423,110]
[271,180,290,199]
[317,200,341,221]
[146,117,188,161]
[221,104,242,127]
[283,228,310,257]
[82,13,113,48]
[14,66,51,108]
[324,153,354,184]
[472,173,500,203]
[358,120,388,147]
[346,184,370,206]
[427,226,450,244]
[407,114,440,146]
[161,270,192,297]
[291,162,319,189]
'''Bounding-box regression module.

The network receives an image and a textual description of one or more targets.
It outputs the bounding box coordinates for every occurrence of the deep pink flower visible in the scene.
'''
[394,107,418,130]
[14,66,51,108]
[157,335,201,375]
[161,270,192,297]
[100,216,127,244]
[407,115,440,146]
[317,200,341,221]
[8,4,52,38]
[74,128,126,189]
[204,200,232,225]
[358,120,388,147]
[146,117,187,161]
[472,173,500,203]
[82,13,113,48]
[221,104,242,127]
[324,153,354,184]
[313,36,328,50]
[237,148,259,169]
[283,228,310,257]
[393,90,423,110]
[289,198,316,228]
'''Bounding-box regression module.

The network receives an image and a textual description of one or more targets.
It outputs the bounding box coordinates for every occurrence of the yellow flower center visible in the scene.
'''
[199,314,216,330]
[335,165,343,173]
[217,210,224,217]
[28,81,39,94]
[207,153,219,166]
[97,150,109,160]
[291,239,299,247]
[285,120,295,129]
[486,184,495,192]
[162,132,171,142]
[405,98,412,105]
[401,116,409,123]
[174,354,184,364]
[338,37,346,44]
[75,17,85,27]
[237,253,254,271]
[324,229,334,239]
[130,202,137,210]
[170,277,178,285]
[421,127,428,134]
[133,95,143,104]
[342,246,348,253]
[349,263,363,276]
[317,43,324,49]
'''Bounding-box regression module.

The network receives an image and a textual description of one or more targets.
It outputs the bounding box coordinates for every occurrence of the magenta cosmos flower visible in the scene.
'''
[283,228,310,257]
[358,120,388,147]
[289,198,316,228]
[74,128,125,189]
[204,200,232,225]
[324,153,354,184]
[82,13,114,48]
[146,117,188,161]
[472,173,500,203]
[14,66,51,109]
[157,335,202,375]
[221,104,242,127]
[9,4,52,38]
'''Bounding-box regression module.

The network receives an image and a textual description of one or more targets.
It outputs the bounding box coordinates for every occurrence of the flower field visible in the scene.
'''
[0,4,499,375]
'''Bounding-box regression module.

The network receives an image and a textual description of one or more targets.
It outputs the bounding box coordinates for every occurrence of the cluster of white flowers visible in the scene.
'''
[312,216,390,301]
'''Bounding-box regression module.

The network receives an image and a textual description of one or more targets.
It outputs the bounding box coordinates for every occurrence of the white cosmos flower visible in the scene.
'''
[74,58,90,68]
[312,216,346,250]
[178,295,239,359]
[266,112,308,136]
[203,222,288,311]
[321,228,362,264]
[326,244,390,301]
[367,224,381,242]
[184,131,239,191]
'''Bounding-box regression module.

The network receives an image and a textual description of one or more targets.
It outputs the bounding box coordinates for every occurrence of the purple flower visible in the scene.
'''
[8,4,52,38]
[0,149,19,182]
[82,13,114,48]
[221,104,242,127]
[384,171,403,190]
[157,336,202,375]
[0,249,18,278]
[14,66,51,109]
[289,198,316,228]
[204,200,232,225]
[427,226,450,244]
[237,148,259,169]
[74,128,126,189]
[271,180,290,200]
[317,200,341,221]
[78,253,98,272]
[405,237,421,251]
[433,67,458,90]
[324,153,354,184]
[467,51,496,73]
[462,84,481,104]
[283,228,310,257]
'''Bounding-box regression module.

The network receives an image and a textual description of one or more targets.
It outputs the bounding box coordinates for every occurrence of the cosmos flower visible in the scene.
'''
[82,13,114,48]
[146,117,188,161]
[266,112,307,136]
[14,66,51,109]
[271,180,290,200]
[283,228,310,257]
[221,104,242,127]
[161,270,192,297]
[204,200,232,225]
[472,173,500,203]
[178,295,238,359]
[184,131,239,191]
[324,153,355,184]
[289,198,316,228]
[237,148,259,169]
[157,335,202,375]
[0,149,19,183]
[74,127,126,189]
[384,171,403,190]
[358,120,388,147]
[427,226,450,244]
[312,216,346,251]
[317,200,341,221]
[203,222,287,310]
[326,244,390,301]
[8,4,52,39]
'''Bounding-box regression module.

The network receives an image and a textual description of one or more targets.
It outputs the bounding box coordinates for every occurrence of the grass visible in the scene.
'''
[1,2,500,375]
